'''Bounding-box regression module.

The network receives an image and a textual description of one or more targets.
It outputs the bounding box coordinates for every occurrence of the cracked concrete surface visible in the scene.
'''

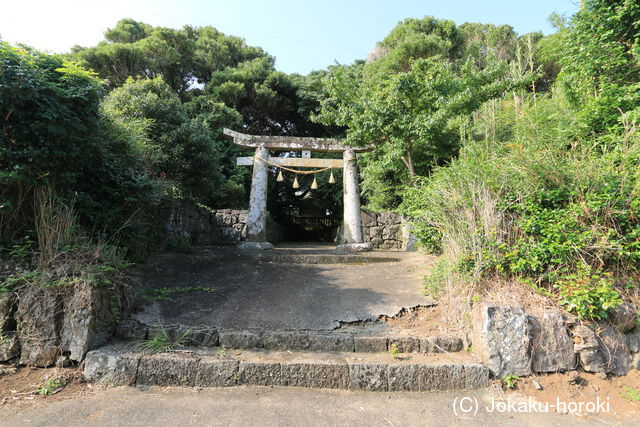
[134,244,435,331]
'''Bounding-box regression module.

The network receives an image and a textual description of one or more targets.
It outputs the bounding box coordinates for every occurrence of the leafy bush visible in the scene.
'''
[102,76,246,208]
[554,269,622,320]
[402,87,640,317]
[0,43,156,250]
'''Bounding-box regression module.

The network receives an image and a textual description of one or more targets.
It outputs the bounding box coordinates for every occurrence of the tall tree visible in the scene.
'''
[315,57,530,208]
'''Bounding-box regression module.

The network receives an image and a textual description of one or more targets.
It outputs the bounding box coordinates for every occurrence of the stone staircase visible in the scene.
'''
[84,326,491,392]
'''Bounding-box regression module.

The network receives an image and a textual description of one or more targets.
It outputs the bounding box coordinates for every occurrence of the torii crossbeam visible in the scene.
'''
[223,128,372,251]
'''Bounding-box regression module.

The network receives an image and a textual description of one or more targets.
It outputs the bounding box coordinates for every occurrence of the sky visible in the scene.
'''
[0,0,580,75]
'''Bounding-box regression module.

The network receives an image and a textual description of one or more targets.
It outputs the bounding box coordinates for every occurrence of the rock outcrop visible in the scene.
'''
[16,286,62,366]
[530,310,576,372]
[472,304,532,377]
[573,324,632,375]
[0,292,19,362]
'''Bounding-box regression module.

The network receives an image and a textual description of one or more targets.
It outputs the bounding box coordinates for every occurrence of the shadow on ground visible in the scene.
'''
[133,244,435,331]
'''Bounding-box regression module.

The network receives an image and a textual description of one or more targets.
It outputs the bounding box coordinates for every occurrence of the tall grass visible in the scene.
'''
[403,90,640,323]
[34,187,76,270]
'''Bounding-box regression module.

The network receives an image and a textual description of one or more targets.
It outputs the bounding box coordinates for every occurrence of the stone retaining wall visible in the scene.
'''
[0,281,128,367]
[161,200,285,246]
[473,302,640,377]
[162,201,414,251]
[361,211,415,251]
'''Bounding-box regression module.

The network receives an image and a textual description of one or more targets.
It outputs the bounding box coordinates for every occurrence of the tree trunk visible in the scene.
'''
[401,144,417,184]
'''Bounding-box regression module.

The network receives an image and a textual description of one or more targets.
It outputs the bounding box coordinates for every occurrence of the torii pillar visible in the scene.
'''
[243,144,272,250]
[342,147,362,243]
[224,128,373,251]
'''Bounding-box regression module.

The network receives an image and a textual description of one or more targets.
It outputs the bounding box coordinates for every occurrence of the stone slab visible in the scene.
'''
[239,242,274,250]
[349,363,388,391]
[83,347,140,386]
[388,337,420,353]
[354,336,388,353]
[84,346,492,392]
[175,326,219,347]
[420,337,464,353]
[530,310,576,373]
[194,360,239,387]
[136,354,200,387]
[134,245,434,331]
[473,304,532,377]
[308,334,354,352]
[219,330,262,349]
[262,331,310,351]
[312,363,350,389]
[280,363,313,387]
[335,243,373,252]
[238,362,282,386]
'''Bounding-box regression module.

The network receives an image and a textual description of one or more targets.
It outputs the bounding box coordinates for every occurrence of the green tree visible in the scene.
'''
[104,18,152,43]
[368,16,464,73]
[206,57,309,135]
[72,19,271,96]
[459,23,519,67]
[0,43,154,240]
[315,57,531,208]
[102,77,224,205]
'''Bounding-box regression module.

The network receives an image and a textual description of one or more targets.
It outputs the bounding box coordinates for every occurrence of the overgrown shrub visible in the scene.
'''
[554,268,622,320]
[0,43,156,253]
[404,89,638,317]
[1,187,131,307]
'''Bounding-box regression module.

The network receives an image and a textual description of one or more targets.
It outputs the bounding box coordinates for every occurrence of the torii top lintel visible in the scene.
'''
[223,128,373,153]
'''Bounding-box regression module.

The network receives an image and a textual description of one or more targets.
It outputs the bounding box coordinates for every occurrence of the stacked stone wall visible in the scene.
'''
[161,200,285,246]
[361,211,415,251]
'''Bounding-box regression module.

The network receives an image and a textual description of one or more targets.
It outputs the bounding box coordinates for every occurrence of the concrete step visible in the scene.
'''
[117,322,465,354]
[84,345,490,392]
[256,254,400,264]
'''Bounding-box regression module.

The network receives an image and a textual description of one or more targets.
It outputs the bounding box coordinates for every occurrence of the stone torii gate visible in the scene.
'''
[223,128,373,251]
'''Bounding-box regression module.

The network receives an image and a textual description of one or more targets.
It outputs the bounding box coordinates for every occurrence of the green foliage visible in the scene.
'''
[502,374,520,389]
[370,16,464,74]
[316,48,533,209]
[394,5,640,316]
[389,343,400,358]
[36,378,65,396]
[497,182,640,279]
[621,387,640,402]
[218,346,229,358]
[70,18,345,215]
[130,324,192,354]
[558,0,640,136]
[423,258,455,297]
[459,23,519,66]
[205,57,326,136]
[403,82,640,296]
[1,240,131,291]
[102,76,185,140]
[555,269,622,320]
[0,44,102,189]
[102,76,226,206]
[104,19,152,44]
[73,19,269,94]
[0,43,155,247]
